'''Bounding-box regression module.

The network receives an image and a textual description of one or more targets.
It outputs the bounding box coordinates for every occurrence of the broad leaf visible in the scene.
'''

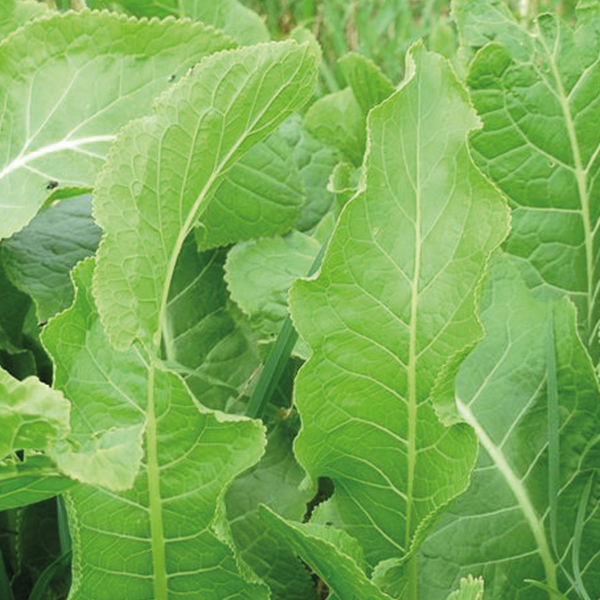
[164,234,259,412]
[0,10,233,239]
[195,129,305,251]
[259,505,395,600]
[2,195,101,321]
[43,259,268,599]
[419,254,600,599]
[455,0,600,357]
[225,231,321,340]
[0,367,69,461]
[279,114,339,232]
[446,576,484,600]
[289,42,509,576]
[226,423,319,600]
[304,87,366,167]
[94,40,319,352]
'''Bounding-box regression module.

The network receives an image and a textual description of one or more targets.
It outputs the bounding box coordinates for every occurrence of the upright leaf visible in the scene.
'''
[43,259,268,600]
[454,0,600,357]
[289,41,509,580]
[419,254,600,599]
[0,10,233,239]
[94,40,319,352]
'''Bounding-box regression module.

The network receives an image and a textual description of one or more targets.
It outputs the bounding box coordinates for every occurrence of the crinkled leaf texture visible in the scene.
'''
[43,259,268,600]
[0,366,75,510]
[289,42,509,574]
[0,9,234,240]
[419,253,600,599]
[455,0,600,358]
[93,40,319,352]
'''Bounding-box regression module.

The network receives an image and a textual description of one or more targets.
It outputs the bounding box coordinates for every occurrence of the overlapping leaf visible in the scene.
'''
[289,43,509,575]
[0,10,233,239]
[454,0,600,357]
[2,195,101,321]
[419,254,600,599]
[43,259,268,599]
[94,40,319,352]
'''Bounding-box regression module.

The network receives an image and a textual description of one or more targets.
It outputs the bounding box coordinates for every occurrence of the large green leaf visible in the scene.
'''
[454,0,600,357]
[289,41,509,583]
[258,505,394,600]
[2,195,101,322]
[419,254,600,599]
[0,10,233,240]
[94,40,319,352]
[226,423,319,600]
[43,259,268,599]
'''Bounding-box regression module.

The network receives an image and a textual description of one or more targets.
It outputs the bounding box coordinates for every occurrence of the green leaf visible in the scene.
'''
[446,576,484,600]
[225,231,321,343]
[456,0,600,357]
[338,52,395,114]
[289,41,509,574]
[0,10,234,240]
[258,505,395,600]
[195,129,305,251]
[419,253,600,599]
[94,40,319,352]
[279,114,340,232]
[304,87,366,166]
[0,0,48,41]
[0,368,69,461]
[225,424,319,600]
[0,455,75,511]
[2,195,101,321]
[164,234,260,412]
[43,258,268,599]
[109,0,269,45]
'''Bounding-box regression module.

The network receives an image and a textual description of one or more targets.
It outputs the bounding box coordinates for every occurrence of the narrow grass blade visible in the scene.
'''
[246,240,328,419]
[27,550,72,600]
[0,545,15,600]
[572,474,594,600]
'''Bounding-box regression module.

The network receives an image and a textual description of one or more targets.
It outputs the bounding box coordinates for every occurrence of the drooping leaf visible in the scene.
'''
[2,195,101,321]
[226,423,319,600]
[0,10,234,240]
[94,40,319,352]
[105,0,269,45]
[43,258,269,599]
[338,52,395,114]
[419,253,600,599]
[289,41,509,576]
[455,0,600,358]
[258,505,395,600]
[0,367,69,461]
[304,87,366,167]
[164,234,260,412]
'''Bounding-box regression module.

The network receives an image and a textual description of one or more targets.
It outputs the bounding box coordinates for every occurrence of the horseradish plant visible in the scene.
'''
[0,1,598,599]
